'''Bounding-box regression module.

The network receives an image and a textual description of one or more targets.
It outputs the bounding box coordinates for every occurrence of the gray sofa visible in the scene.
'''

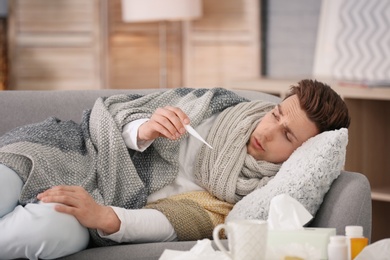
[0,88,372,260]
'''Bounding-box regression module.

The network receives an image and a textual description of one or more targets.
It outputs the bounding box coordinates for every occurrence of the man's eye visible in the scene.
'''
[272,112,279,120]
[285,132,292,142]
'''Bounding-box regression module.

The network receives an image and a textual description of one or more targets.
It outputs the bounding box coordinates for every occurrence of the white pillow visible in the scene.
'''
[226,128,348,222]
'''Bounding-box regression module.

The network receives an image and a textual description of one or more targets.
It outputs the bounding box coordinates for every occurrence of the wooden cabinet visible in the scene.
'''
[7,0,184,90]
[8,0,104,90]
[229,78,390,242]
[7,0,260,90]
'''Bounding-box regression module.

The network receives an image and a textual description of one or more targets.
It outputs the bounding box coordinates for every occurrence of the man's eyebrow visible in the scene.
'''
[277,104,298,142]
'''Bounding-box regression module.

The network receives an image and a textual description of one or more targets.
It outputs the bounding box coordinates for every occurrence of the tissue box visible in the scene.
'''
[268,228,336,259]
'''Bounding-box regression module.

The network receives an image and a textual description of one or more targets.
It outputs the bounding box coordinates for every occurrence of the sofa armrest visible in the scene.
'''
[309,171,372,241]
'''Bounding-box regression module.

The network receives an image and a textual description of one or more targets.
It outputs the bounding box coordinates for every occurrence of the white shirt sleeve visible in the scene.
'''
[97,207,177,243]
[122,119,154,152]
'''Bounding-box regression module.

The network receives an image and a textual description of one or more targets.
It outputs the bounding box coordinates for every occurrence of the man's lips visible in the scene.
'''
[253,137,264,151]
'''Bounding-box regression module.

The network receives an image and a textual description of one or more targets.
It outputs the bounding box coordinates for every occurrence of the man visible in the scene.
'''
[0,79,350,259]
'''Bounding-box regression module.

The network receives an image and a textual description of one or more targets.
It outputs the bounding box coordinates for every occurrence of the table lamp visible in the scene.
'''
[121,0,202,88]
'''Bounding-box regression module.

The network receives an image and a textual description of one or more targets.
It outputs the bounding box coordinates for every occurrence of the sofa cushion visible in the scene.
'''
[226,128,348,222]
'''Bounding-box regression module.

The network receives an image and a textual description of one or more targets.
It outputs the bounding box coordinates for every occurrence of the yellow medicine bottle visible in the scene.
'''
[345,226,368,260]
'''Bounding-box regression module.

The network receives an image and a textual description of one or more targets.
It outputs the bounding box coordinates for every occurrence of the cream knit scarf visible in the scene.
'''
[194,100,281,204]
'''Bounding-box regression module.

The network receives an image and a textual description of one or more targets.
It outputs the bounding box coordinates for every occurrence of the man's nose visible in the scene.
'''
[264,123,282,140]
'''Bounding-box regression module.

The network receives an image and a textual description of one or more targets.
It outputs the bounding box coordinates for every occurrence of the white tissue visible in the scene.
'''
[267,194,313,230]
[159,239,229,260]
[355,238,390,260]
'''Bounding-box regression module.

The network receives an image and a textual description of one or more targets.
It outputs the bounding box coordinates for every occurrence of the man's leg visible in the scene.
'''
[0,202,90,260]
[0,164,90,260]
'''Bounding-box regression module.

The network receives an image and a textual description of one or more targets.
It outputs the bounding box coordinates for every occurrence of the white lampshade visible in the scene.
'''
[121,0,202,22]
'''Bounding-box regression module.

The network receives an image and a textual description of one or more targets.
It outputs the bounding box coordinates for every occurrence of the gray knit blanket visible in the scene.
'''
[0,88,246,246]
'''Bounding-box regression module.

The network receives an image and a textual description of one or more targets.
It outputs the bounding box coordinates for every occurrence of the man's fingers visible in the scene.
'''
[153,106,189,138]
[39,194,78,206]
[53,203,78,215]
[139,106,190,141]
[165,106,190,125]
[151,114,181,139]
[52,185,76,190]
[37,185,86,206]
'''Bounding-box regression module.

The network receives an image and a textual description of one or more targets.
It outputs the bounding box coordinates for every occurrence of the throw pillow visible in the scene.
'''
[226,128,348,222]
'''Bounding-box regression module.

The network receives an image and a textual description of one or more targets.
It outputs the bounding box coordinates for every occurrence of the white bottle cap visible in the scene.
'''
[345,226,363,237]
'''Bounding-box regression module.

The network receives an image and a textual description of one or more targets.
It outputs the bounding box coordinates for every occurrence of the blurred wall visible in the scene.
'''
[0,0,7,18]
[262,0,322,78]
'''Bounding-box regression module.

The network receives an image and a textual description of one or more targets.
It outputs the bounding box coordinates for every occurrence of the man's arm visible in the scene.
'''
[99,207,177,243]
[37,186,177,243]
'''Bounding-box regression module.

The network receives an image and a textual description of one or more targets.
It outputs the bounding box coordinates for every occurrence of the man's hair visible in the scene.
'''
[285,79,351,133]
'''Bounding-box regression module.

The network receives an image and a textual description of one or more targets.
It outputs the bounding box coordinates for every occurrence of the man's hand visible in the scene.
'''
[37,186,120,235]
[138,106,190,141]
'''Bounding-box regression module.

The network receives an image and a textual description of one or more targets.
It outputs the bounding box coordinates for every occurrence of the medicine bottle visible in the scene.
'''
[345,226,368,260]
[328,235,348,260]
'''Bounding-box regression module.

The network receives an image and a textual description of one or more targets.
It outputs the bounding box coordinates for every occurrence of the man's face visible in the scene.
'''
[247,95,319,164]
